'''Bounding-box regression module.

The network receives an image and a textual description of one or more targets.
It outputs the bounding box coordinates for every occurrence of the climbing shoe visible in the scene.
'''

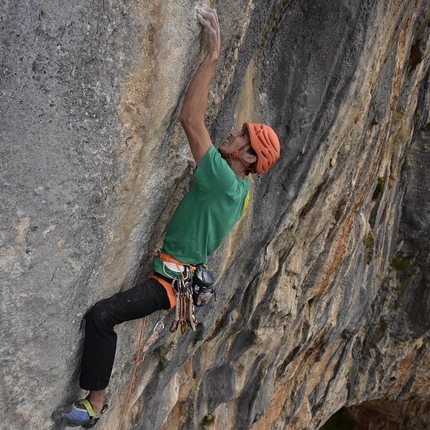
[51,398,108,428]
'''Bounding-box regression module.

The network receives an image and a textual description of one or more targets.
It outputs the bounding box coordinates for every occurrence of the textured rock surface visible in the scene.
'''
[1,0,429,429]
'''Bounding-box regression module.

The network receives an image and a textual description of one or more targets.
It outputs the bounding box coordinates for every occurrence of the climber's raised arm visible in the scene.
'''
[179,5,220,165]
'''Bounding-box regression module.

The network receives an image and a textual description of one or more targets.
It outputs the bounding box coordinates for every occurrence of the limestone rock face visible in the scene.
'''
[1,1,429,429]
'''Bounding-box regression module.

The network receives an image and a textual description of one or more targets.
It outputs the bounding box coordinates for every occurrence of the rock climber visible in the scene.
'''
[52,4,280,428]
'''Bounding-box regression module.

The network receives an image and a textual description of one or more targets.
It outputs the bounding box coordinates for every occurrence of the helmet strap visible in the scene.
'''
[219,142,249,159]
[219,143,254,174]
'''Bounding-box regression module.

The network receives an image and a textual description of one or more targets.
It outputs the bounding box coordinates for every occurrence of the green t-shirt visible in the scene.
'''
[152,144,249,276]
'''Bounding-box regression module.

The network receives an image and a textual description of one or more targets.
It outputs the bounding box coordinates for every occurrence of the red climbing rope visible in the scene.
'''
[117,319,164,430]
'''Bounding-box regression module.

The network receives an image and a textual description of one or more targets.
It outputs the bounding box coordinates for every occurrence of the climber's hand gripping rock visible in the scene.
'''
[197,5,220,59]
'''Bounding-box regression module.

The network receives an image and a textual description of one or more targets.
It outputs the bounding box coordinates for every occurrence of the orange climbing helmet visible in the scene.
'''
[243,122,281,174]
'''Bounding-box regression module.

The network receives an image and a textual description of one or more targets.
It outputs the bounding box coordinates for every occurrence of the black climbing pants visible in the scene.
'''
[79,278,170,391]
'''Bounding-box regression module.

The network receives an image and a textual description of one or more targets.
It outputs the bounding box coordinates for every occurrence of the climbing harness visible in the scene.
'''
[168,263,216,332]
[151,252,216,334]
[118,319,164,430]
[151,251,198,334]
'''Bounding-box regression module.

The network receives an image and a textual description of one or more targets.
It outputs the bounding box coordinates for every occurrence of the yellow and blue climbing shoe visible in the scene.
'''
[52,398,108,428]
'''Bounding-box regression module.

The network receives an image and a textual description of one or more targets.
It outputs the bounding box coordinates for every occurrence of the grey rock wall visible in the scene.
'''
[1,0,429,429]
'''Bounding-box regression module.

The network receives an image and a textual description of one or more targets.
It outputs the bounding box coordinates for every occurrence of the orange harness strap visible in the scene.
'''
[157,251,196,271]
[150,252,196,310]
[150,271,177,310]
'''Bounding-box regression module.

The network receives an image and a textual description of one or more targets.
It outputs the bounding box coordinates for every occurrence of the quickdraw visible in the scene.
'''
[169,276,197,334]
